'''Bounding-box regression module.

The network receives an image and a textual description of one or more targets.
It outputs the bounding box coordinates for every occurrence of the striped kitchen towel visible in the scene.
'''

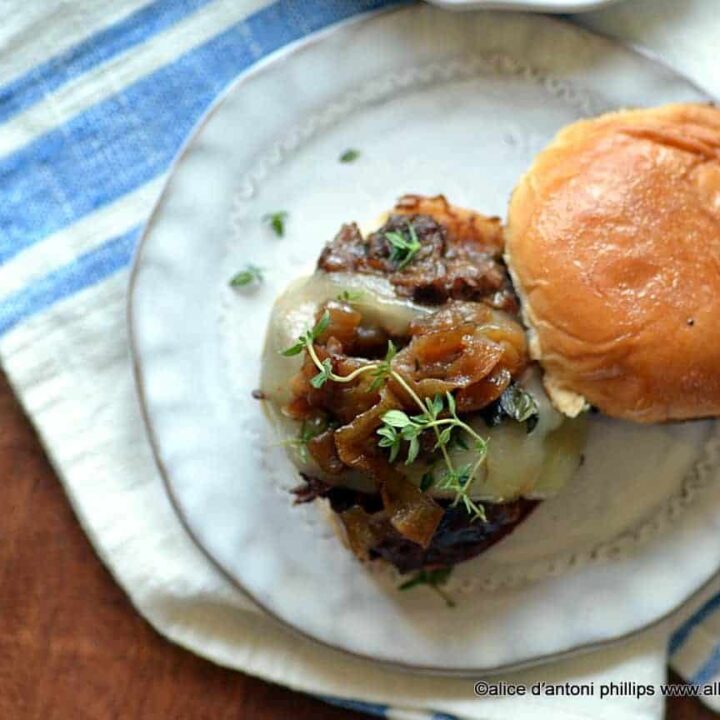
[0,0,718,718]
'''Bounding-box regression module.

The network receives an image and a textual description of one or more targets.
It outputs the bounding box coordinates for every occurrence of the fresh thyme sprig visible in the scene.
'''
[385,223,421,269]
[377,392,488,521]
[229,264,263,288]
[437,464,487,522]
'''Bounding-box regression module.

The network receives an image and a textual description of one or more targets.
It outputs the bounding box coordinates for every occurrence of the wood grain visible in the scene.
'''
[0,370,714,719]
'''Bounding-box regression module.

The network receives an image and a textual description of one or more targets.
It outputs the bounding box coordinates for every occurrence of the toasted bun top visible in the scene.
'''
[506,103,720,423]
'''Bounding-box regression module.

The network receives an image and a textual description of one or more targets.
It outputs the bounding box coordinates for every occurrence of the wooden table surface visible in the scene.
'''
[1,370,715,720]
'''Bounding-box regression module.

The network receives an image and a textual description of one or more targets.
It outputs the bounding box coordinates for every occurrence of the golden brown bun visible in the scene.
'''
[506,103,720,423]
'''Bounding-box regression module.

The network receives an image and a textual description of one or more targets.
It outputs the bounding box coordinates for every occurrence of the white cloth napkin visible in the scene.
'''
[1,1,719,718]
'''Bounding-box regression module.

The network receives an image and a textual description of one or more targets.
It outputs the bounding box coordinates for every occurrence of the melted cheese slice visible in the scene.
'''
[261,272,586,503]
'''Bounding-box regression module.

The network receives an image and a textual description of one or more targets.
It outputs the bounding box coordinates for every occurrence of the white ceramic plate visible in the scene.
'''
[130,6,720,674]
[425,0,622,13]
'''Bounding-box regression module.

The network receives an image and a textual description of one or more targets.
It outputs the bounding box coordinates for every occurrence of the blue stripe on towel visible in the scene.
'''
[0,227,139,335]
[321,697,458,719]
[669,591,720,656]
[0,0,401,265]
[320,695,389,716]
[692,645,720,686]
[0,0,214,124]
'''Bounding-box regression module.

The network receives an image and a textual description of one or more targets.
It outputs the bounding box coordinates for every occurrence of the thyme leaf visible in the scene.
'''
[263,211,288,237]
[339,148,360,163]
[336,289,364,303]
[420,471,435,492]
[368,340,397,392]
[229,264,263,287]
[281,311,330,357]
[385,223,421,270]
[310,358,333,389]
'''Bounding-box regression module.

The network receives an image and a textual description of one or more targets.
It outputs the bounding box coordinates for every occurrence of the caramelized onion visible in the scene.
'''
[307,429,345,475]
[456,367,512,412]
[338,483,443,556]
[339,506,385,560]
[334,390,400,474]
[381,474,444,548]
[316,300,362,347]
[285,297,529,549]
[389,302,527,410]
